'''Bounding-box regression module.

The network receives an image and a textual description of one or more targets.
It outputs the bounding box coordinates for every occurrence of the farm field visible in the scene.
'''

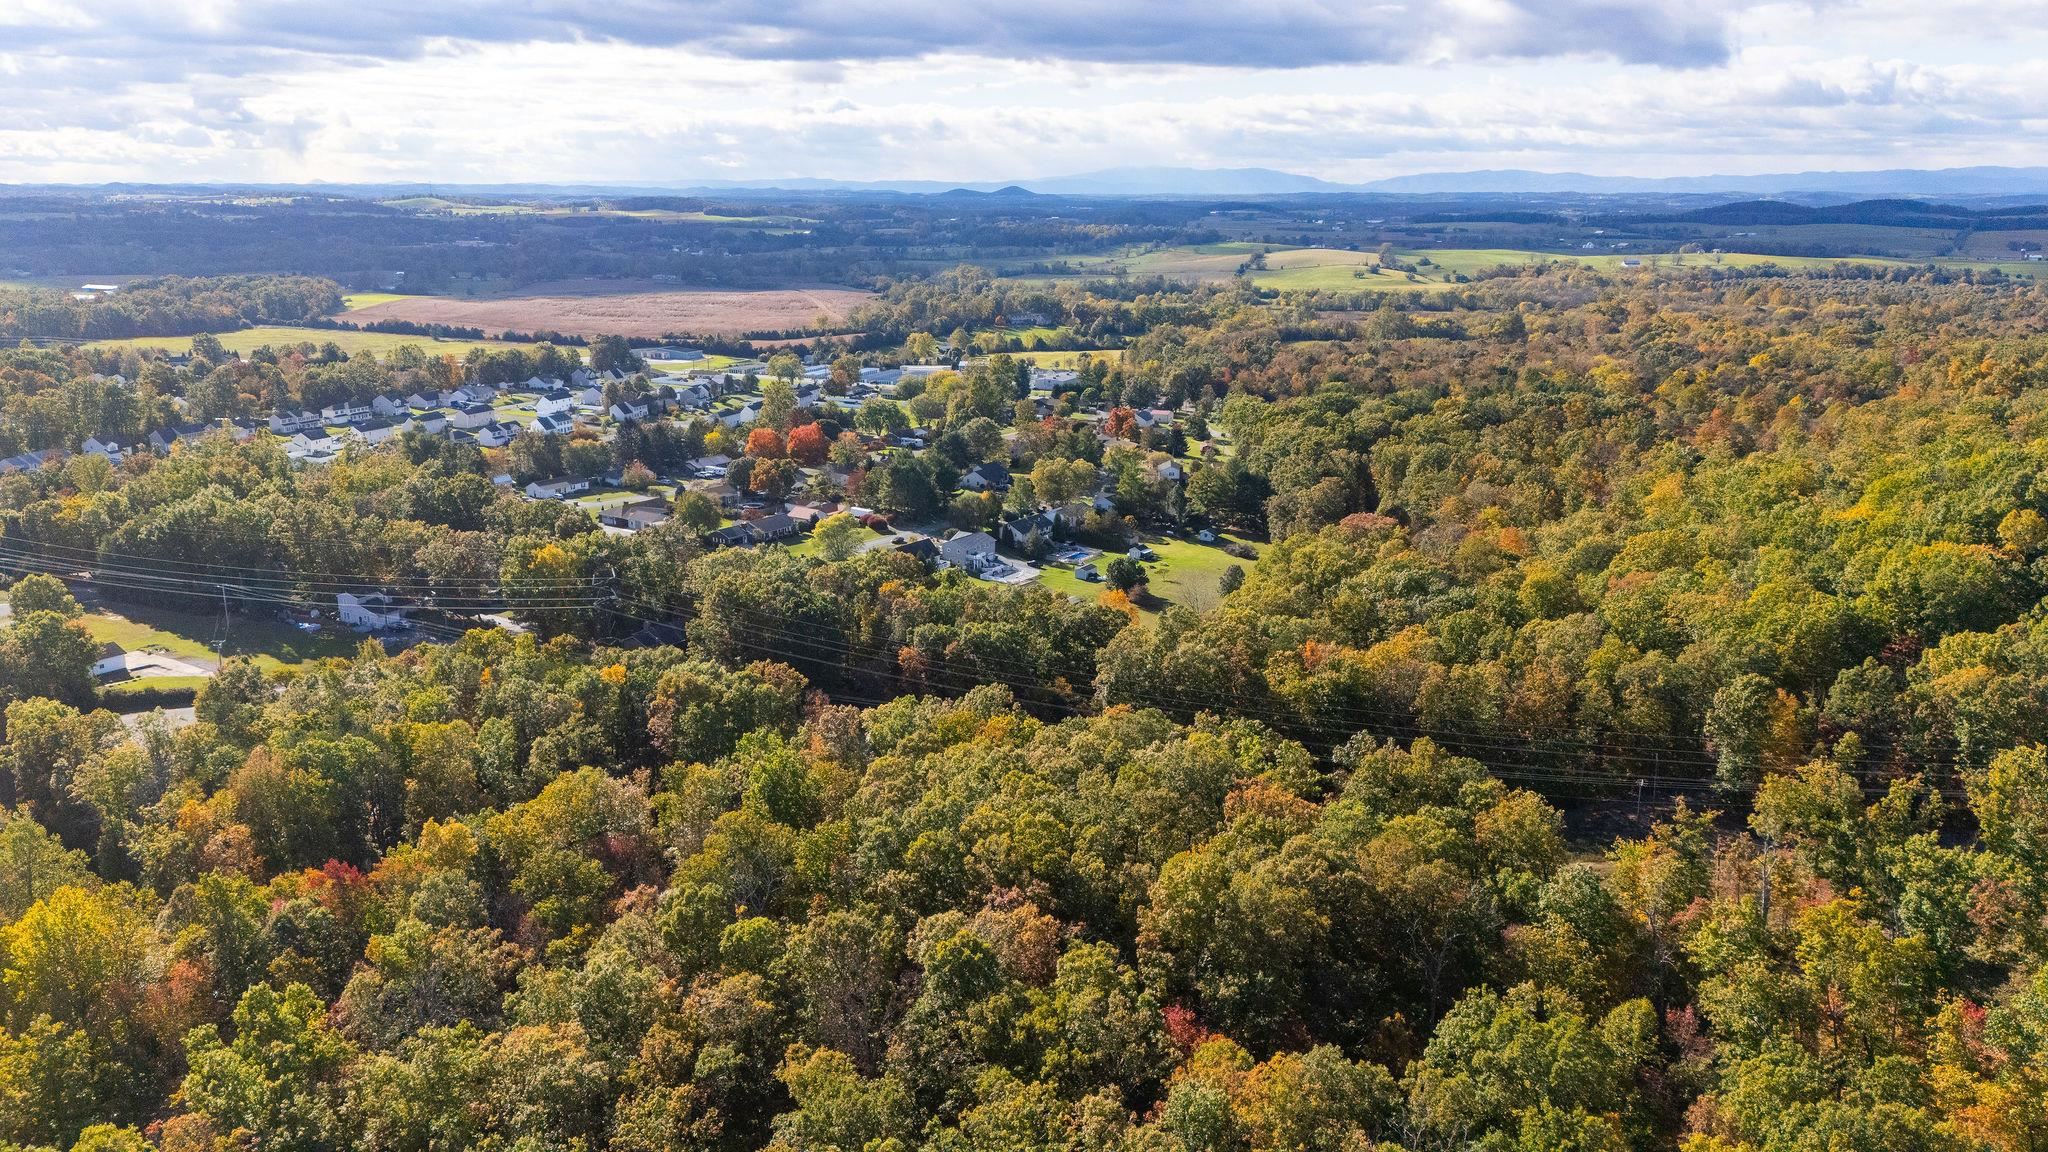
[340,291,412,309]
[337,282,874,338]
[88,326,512,358]
[1013,240,2042,294]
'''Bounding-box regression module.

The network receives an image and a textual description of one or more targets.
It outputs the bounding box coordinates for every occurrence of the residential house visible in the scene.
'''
[0,448,64,475]
[704,512,798,549]
[290,429,351,455]
[533,413,574,437]
[81,436,126,463]
[784,503,833,528]
[473,422,520,448]
[456,383,498,405]
[525,477,591,500]
[610,398,651,423]
[357,419,405,445]
[599,499,671,530]
[449,403,497,430]
[1133,408,1176,430]
[939,530,1000,572]
[1000,507,1072,550]
[269,410,324,434]
[534,390,574,417]
[371,394,408,418]
[149,422,213,453]
[412,412,449,435]
[336,591,412,630]
[321,400,373,425]
[959,462,1013,492]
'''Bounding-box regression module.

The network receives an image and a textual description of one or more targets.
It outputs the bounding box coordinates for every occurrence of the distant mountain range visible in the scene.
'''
[668,164,2048,198]
[27,165,2048,200]
[1355,167,2048,197]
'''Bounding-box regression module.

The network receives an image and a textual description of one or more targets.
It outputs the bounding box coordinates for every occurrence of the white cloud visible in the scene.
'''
[0,1,2044,183]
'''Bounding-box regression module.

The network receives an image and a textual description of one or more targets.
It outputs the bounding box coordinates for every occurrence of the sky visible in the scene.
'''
[1,0,2045,185]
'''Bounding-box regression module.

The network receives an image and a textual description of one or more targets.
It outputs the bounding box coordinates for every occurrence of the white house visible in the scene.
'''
[269,409,323,434]
[321,400,373,424]
[337,591,411,630]
[525,477,590,500]
[533,413,574,436]
[81,436,125,463]
[534,391,574,417]
[357,418,406,445]
[610,399,651,422]
[448,403,497,430]
[473,422,519,448]
[371,394,407,418]
[456,383,498,405]
[960,462,1013,492]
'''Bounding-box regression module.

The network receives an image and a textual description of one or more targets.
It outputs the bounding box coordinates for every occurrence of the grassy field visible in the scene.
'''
[650,354,744,374]
[1011,349,1125,367]
[784,523,883,559]
[88,326,513,358]
[1035,531,1257,616]
[101,675,210,698]
[340,292,413,309]
[82,602,362,672]
[1013,240,2042,295]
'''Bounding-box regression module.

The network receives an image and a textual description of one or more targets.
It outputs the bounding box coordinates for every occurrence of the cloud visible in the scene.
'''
[2,2,2047,184]
[6,0,1752,76]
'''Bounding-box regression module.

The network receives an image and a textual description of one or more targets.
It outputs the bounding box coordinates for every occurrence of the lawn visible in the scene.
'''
[88,326,513,359]
[1136,534,1258,612]
[1033,531,1258,616]
[784,523,881,558]
[82,602,362,672]
[650,354,744,374]
[101,675,210,698]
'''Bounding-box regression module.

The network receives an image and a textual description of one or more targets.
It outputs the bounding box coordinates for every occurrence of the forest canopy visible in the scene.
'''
[9,263,2048,1151]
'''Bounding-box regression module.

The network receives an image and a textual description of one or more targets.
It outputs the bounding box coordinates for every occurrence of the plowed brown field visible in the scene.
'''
[340,281,872,338]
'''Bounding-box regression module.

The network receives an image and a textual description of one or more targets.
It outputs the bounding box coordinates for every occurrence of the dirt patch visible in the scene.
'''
[340,283,874,338]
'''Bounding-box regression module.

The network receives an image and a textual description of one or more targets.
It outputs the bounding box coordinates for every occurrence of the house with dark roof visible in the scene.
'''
[960,462,1013,492]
